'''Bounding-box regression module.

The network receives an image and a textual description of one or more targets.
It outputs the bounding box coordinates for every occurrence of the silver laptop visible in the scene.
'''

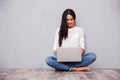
[56,47,82,62]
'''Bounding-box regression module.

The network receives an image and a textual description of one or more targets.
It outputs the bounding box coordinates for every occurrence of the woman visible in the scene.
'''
[46,9,96,71]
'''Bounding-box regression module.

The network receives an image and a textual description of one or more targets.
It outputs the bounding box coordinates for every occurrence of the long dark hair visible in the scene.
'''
[59,9,76,47]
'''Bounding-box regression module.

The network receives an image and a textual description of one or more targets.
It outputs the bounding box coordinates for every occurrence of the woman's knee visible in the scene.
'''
[45,56,55,66]
[87,52,97,61]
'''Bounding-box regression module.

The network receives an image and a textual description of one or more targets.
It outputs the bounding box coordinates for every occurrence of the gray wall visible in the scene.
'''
[0,0,120,68]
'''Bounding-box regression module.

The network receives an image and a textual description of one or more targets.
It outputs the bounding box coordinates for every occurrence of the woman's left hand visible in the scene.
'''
[81,48,85,54]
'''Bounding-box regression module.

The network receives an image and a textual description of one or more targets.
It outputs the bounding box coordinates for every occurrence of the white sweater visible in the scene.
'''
[53,26,85,52]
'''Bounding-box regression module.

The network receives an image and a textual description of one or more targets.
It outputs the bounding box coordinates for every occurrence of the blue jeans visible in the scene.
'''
[46,52,96,71]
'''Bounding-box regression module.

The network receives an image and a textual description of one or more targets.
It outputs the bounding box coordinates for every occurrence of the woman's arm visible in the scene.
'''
[53,28,59,53]
[79,28,85,54]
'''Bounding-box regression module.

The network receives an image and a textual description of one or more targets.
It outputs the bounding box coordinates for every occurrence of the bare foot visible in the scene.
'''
[71,67,90,72]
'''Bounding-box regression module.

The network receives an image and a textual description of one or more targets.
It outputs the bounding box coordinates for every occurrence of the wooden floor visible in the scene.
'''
[0,68,120,80]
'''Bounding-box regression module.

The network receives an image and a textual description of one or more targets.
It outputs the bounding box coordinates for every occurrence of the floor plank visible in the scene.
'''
[0,68,120,80]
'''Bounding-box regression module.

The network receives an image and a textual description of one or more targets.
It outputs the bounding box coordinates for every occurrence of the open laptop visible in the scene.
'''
[56,47,82,62]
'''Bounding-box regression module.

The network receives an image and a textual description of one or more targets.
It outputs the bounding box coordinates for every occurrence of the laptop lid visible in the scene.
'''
[56,47,82,62]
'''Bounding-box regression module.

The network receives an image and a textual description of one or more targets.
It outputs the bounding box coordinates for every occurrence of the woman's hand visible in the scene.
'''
[81,48,85,54]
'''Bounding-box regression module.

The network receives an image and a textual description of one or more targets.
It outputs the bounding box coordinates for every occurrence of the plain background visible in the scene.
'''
[0,0,120,68]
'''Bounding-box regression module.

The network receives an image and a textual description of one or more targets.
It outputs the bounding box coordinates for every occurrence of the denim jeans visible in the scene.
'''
[45,52,96,71]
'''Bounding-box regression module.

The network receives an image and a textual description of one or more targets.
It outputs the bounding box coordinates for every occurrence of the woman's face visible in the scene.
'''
[66,14,75,28]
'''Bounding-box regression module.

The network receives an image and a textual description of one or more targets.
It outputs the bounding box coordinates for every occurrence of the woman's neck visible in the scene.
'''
[68,26,75,29]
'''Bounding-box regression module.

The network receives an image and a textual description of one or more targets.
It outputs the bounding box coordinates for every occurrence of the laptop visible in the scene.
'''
[56,47,82,62]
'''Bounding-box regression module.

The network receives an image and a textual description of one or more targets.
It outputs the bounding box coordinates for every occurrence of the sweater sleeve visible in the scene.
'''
[53,28,59,52]
[79,28,85,49]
